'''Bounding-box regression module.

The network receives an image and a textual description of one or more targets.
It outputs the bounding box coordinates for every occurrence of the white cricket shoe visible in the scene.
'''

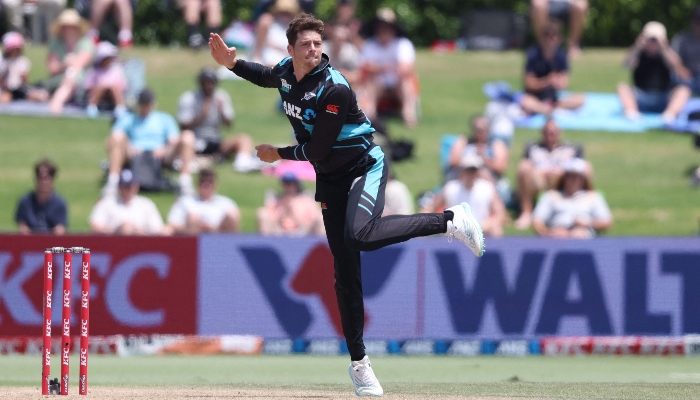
[445,202,485,257]
[348,356,383,397]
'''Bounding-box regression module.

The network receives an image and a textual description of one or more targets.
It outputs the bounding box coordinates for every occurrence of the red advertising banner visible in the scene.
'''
[0,235,197,336]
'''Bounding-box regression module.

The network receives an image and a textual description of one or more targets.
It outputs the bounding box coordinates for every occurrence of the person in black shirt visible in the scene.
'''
[14,158,68,235]
[209,14,484,397]
[616,21,692,123]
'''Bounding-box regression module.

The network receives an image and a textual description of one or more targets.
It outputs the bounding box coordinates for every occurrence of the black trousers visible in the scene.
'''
[319,146,446,360]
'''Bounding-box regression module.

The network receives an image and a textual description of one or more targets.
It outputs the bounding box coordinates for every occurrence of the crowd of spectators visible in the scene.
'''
[8,1,700,239]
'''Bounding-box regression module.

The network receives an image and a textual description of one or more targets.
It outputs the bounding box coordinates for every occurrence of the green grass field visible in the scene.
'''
[4,354,700,399]
[0,46,698,235]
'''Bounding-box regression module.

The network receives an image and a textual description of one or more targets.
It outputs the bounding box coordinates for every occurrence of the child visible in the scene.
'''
[83,41,127,117]
[0,32,50,103]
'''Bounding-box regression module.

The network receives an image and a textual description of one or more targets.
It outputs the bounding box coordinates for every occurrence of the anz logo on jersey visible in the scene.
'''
[280,79,292,93]
[283,101,301,120]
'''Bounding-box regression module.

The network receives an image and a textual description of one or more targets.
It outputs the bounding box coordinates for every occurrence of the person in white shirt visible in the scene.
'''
[382,170,414,216]
[165,168,240,234]
[533,158,612,238]
[358,7,418,127]
[423,154,506,238]
[89,169,165,235]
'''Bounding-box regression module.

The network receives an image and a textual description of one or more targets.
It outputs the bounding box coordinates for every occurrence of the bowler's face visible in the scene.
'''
[289,30,323,71]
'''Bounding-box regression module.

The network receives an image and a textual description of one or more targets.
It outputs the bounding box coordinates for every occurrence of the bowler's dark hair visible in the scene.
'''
[34,158,57,179]
[286,13,324,46]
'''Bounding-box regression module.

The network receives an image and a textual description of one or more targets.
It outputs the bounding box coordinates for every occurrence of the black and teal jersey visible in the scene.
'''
[230,53,375,175]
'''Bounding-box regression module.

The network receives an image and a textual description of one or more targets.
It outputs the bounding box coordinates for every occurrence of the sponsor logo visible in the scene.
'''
[63,319,70,337]
[321,202,327,209]
[280,79,291,93]
[325,104,339,114]
[283,101,301,120]
[82,262,89,280]
[47,262,52,279]
[62,347,70,365]
[81,319,88,337]
[302,91,316,101]
[46,291,52,309]
[45,320,52,337]
[62,374,69,390]
[80,348,88,366]
[64,262,71,279]
[79,374,86,393]
[45,348,51,365]
[63,290,70,308]
[81,291,89,309]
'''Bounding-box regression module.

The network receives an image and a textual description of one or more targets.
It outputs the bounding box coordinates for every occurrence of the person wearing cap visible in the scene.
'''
[617,21,692,123]
[520,19,585,116]
[530,0,588,59]
[257,171,324,236]
[0,32,50,103]
[90,168,166,235]
[1,0,65,39]
[104,88,196,197]
[423,154,506,238]
[250,0,301,66]
[14,158,68,235]
[532,158,612,238]
[45,9,95,114]
[671,6,700,96]
[358,7,419,127]
[177,67,261,172]
[178,0,223,48]
[165,168,240,234]
[83,41,127,118]
[210,14,484,396]
[515,119,585,230]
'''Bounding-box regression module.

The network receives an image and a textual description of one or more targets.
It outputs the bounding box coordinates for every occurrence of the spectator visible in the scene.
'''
[165,168,240,234]
[249,0,312,64]
[383,170,414,216]
[84,41,127,118]
[532,158,612,238]
[1,0,65,39]
[257,172,324,236]
[249,0,300,66]
[90,169,166,235]
[83,0,134,48]
[0,32,49,103]
[323,0,363,86]
[514,119,585,230]
[617,21,691,123]
[521,19,585,116]
[14,158,68,235]
[178,67,261,172]
[672,6,700,96]
[531,0,588,59]
[422,154,506,238]
[104,89,196,197]
[46,9,95,114]
[358,7,418,127]
[179,0,222,49]
[446,115,509,183]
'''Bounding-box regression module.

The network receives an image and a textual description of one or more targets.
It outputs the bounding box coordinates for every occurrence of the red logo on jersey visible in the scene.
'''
[326,104,339,114]
[321,203,327,209]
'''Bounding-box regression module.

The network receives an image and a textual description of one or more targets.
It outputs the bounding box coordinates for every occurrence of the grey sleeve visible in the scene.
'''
[177,92,196,125]
[218,91,235,121]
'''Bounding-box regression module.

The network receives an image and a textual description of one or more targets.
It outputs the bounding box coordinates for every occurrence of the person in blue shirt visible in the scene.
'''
[103,88,196,196]
[15,158,68,235]
[521,19,585,115]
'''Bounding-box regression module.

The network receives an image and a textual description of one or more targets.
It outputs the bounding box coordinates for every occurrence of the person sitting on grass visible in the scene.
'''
[257,172,325,236]
[520,19,585,116]
[83,41,127,118]
[89,168,166,235]
[103,89,196,197]
[178,67,262,173]
[165,168,241,234]
[14,158,68,235]
[672,6,700,96]
[532,157,612,238]
[617,21,692,123]
[0,32,50,103]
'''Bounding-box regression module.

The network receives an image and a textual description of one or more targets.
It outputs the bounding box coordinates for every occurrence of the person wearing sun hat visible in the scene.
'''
[0,32,50,103]
[45,8,95,114]
[532,157,612,239]
[83,41,127,118]
[617,21,691,124]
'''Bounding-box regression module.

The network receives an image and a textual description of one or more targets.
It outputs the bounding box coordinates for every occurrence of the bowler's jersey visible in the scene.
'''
[230,54,375,175]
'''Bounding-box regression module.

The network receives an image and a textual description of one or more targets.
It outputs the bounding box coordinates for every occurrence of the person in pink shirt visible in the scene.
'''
[83,41,127,117]
[0,32,49,103]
